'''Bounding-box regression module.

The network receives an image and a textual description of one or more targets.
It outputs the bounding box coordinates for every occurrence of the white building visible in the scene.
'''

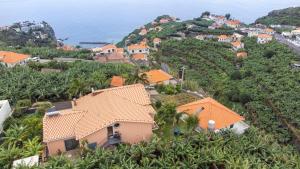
[127,42,150,55]
[12,155,39,169]
[0,100,12,132]
[257,34,273,44]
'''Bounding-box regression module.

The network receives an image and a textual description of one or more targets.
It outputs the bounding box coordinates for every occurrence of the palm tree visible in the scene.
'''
[3,124,28,147]
[127,68,149,85]
[185,115,198,133]
[22,137,43,157]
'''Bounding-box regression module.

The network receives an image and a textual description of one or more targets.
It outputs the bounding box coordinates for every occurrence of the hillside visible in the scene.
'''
[255,7,300,26]
[155,38,300,146]
[0,21,57,47]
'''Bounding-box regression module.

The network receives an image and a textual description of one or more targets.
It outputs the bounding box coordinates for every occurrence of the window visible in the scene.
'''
[230,124,234,128]
[64,139,79,151]
[139,50,142,53]
[132,50,134,53]
[114,123,120,128]
[88,142,97,150]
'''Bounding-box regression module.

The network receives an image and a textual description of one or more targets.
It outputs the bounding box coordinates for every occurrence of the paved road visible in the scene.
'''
[274,33,300,56]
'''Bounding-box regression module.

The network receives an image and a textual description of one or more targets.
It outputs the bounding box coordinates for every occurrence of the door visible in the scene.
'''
[107,126,113,137]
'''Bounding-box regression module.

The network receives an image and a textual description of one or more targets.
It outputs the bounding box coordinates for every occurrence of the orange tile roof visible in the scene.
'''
[101,44,117,51]
[231,41,243,47]
[236,52,248,58]
[144,69,173,84]
[127,42,149,50]
[132,53,147,60]
[43,110,84,142]
[0,51,30,64]
[264,28,274,33]
[117,48,124,54]
[177,97,244,130]
[226,20,240,25]
[218,35,230,39]
[257,34,273,39]
[43,84,155,142]
[110,76,125,87]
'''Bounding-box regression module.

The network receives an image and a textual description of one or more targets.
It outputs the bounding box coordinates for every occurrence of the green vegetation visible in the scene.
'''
[156,38,300,145]
[0,61,135,104]
[255,7,300,26]
[0,46,92,59]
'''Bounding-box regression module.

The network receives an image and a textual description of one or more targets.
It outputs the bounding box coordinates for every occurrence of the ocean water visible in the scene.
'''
[0,0,299,45]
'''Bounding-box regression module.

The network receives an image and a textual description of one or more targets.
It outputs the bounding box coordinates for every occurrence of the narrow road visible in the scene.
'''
[274,33,300,56]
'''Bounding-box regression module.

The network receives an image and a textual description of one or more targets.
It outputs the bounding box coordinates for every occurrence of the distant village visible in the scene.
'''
[0,12,299,167]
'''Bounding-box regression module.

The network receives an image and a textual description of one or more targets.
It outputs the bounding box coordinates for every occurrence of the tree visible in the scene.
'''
[225,13,231,20]
[185,115,198,133]
[3,124,28,147]
[230,70,242,80]
[22,137,43,157]
[201,11,210,18]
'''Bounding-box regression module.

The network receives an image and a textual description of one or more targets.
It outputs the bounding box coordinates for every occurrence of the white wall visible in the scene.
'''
[0,100,12,132]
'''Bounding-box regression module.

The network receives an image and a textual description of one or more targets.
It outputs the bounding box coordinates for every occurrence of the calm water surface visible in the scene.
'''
[0,0,299,44]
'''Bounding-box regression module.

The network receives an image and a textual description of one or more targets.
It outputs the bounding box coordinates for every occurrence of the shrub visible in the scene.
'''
[230,71,242,80]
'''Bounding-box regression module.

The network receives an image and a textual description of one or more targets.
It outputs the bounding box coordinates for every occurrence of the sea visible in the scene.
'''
[0,0,299,45]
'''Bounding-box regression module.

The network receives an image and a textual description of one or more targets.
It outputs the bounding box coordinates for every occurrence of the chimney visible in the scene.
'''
[73,98,77,106]
[208,120,215,131]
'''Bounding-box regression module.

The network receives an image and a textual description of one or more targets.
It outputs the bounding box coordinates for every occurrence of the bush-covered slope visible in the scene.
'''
[255,7,300,26]
[156,38,300,145]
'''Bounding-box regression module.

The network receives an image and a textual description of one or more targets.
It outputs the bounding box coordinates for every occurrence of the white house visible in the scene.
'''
[0,100,12,132]
[257,34,273,44]
[218,35,231,43]
[127,42,150,55]
[12,155,39,169]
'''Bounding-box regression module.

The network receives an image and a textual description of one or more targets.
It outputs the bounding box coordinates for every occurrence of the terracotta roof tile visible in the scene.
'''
[111,76,125,87]
[144,69,173,84]
[0,51,30,64]
[43,110,84,142]
[132,53,147,60]
[257,34,273,39]
[177,97,244,130]
[127,42,149,50]
[43,84,155,142]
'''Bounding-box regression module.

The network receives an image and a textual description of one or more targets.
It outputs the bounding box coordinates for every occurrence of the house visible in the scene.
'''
[95,53,128,64]
[139,29,148,36]
[225,20,240,29]
[236,52,248,59]
[144,69,175,86]
[218,35,231,43]
[248,30,259,37]
[110,76,125,87]
[0,100,12,133]
[92,44,118,55]
[292,29,300,36]
[195,35,205,40]
[263,28,275,35]
[12,155,39,169]
[282,32,292,38]
[132,53,147,61]
[153,38,161,48]
[127,42,150,55]
[177,97,249,134]
[232,33,244,41]
[0,51,31,67]
[257,34,273,44]
[231,41,244,51]
[43,84,156,156]
[159,18,171,24]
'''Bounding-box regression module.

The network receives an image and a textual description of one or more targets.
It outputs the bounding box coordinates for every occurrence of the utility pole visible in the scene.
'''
[180,66,185,90]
